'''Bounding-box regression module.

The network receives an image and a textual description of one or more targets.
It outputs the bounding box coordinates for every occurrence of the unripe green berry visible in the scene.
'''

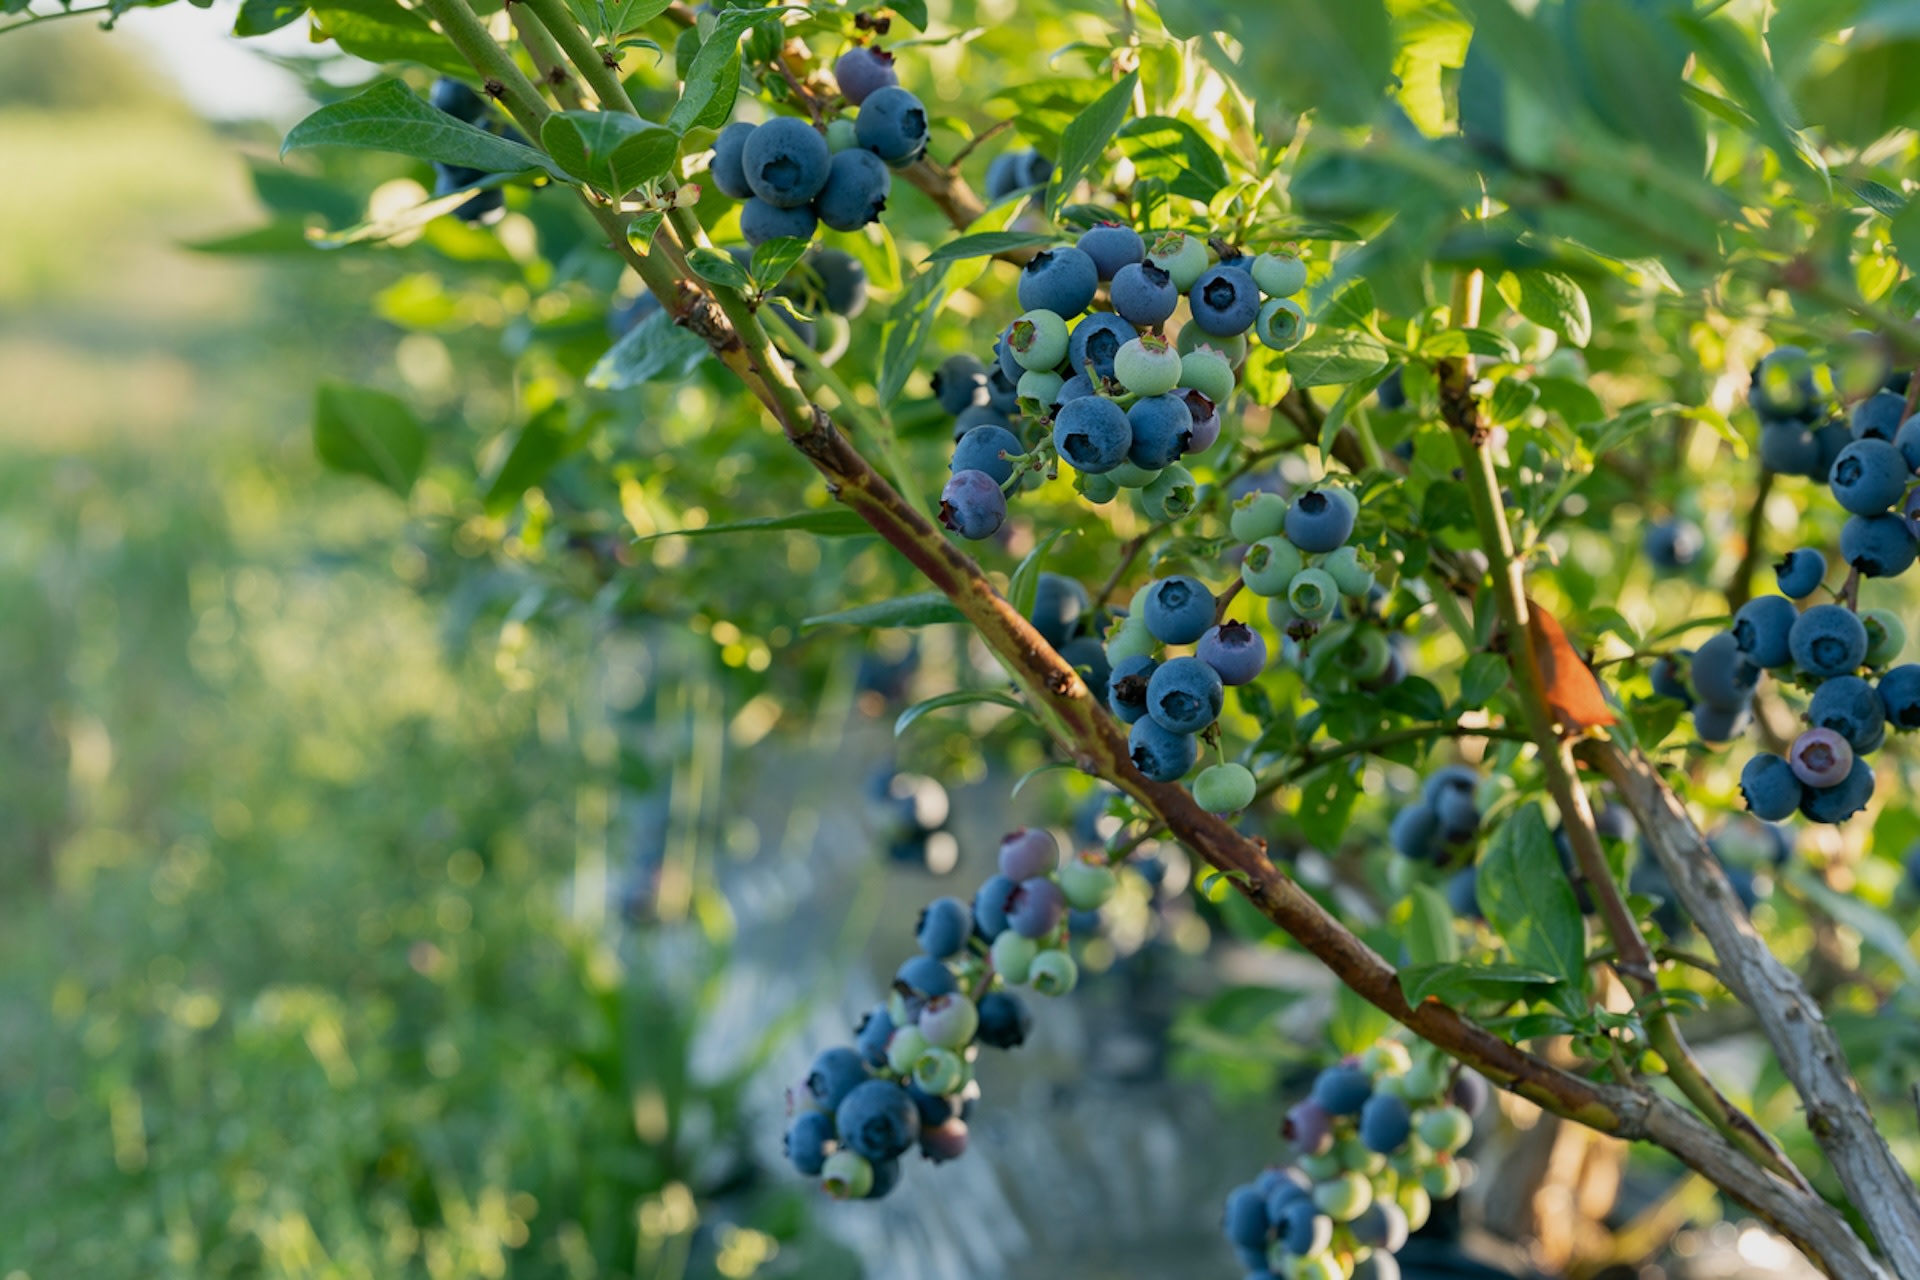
[1295,1256,1342,1280]
[990,930,1039,984]
[1313,1170,1374,1221]
[1179,347,1237,408]
[1113,334,1183,396]
[1176,322,1247,367]
[1147,229,1210,291]
[1322,546,1375,598]
[1076,469,1120,503]
[1864,607,1907,666]
[1361,1040,1413,1077]
[1347,629,1393,682]
[1193,762,1257,814]
[1416,1105,1472,1154]
[1242,536,1305,596]
[1139,463,1197,521]
[826,118,859,152]
[1288,567,1339,621]
[1108,459,1163,489]
[1401,1059,1447,1101]
[919,993,979,1049]
[1298,1152,1344,1182]
[1104,620,1157,664]
[822,1150,874,1199]
[1059,852,1118,910]
[1267,595,1299,632]
[1420,1158,1463,1200]
[1010,309,1069,371]
[1230,491,1289,543]
[1397,1182,1432,1231]
[887,1025,929,1075]
[1018,368,1064,405]
[1252,251,1308,298]
[1256,297,1308,351]
[912,1045,965,1093]
[1028,948,1078,996]
[1336,1136,1385,1175]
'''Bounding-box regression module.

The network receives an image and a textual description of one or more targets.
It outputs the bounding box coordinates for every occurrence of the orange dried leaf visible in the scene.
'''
[1525,597,1617,732]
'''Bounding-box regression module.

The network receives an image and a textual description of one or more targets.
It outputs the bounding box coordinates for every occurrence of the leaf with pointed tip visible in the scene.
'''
[803,593,966,631]
[283,79,564,179]
[587,306,708,390]
[895,689,1030,737]
[634,510,874,541]
[313,382,426,497]
[1048,70,1138,220]
[540,110,679,194]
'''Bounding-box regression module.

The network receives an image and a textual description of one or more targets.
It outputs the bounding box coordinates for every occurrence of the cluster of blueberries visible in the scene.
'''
[428,78,531,225]
[934,227,1310,542]
[1386,766,1483,867]
[1227,484,1373,639]
[984,147,1055,200]
[786,827,1115,1199]
[1220,1044,1481,1280]
[708,45,926,246]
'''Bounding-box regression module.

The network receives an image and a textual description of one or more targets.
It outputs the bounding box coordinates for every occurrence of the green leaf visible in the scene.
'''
[540,111,679,194]
[1890,198,1920,273]
[1563,0,1702,171]
[1458,652,1509,709]
[484,406,588,516]
[282,79,563,179]
[1008,530,1067,621]
[667,8,765,133]
[1849,178,1906,218]
[888,0,927,28]
[308,0,479,78]
[1116,115,1230,203]
[1328,983,1395,1054]
[922,230,1061,264]
[308,175,516,248]
[586,306,708,390]
[1232,0,1393,129]
[184,221,324,255]
[1010,760,1079,799]
[1285,329,1390,389]
[894,689,1030,737]
[312,382,426,497]
[234,0,305,35]
[1672,12,1826,187]
[1047,69,1138,221]
[1405,884,1460,967]
[802,592,966,631]
[1317,364,1392,459]
[1477,803,1588,995]
[877,261,953,408]
[687,246,753,291]
[1295,765,1362,851]
[750,236,811,291]
[1788,870,1920,986]
[1399,962,1561,1007]
[634,509,872,541]
[1503,270,1593,348]
[1423,327,1520,362]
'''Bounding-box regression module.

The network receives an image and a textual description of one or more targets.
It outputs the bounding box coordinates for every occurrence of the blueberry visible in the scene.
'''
[1790,603,1869,677]
[1799,757,1875,822]
[1864,607,1908,666]
[1188,265,1261,337]
[1147,229,1211,291]
[1693,703,1751,742]
[854,1003,894,1066]
[938,470,1006,540]
[1446,866,1484,919]
[1286,567,1339,621]
[1052,396,1132,473]
[917,992,978,1049]
[1896,413,1920,472]
[1758,420,1826,476]
[1193,762,1256,813]
[950,424,1023,487]
[1128,716,1197,782]
[1644,518,1703,569]
[1422,764,1478,807]
[992,319,1027,384]
[1774,548,1826,599]
[1114,334,1184,396]
[984,148,1051,198]
[1376,366,1407,411]
[1077,221,1146,280]
[952,405,1014,443]
[809,247,869,316]
[1352,1201,1410,1253]
[1691,631,1760,711]
[1068,312,1140,380]
[1028,949,1077,995]
[916,897,974,959]
[919,1119,969,1163]
[1740,752,1803,821]
[1817,421,1852,473]
[1028,572,1089,648]
[833,45,897,105]
[1842,512,1918,577]
[1830,438,1910,513]
[1179,346,1237,409]
[1252,251,1307,298]
[1056,373,1098,405]
[1110,260,1178,327]
[931,354,989,415]
[785,1110,836,1176]
[1359,1092,1413,1154]
[1124,392,1194,470]
[1906,488,1920,541]
[1731,594,1797,669]
[1197,620,1267,685]
[806,1046,871,1112]
[813,147,891,231]
[430,77,490,123]
[743,116,831,207]
[1018,246,1100,319]
[998,827,1058,880]
[820,1149,874,1199]
[1223,1184,1272,1251]
[708,120,758,199]
[1281,1198,1333,1258]
[1390,803,1445,860]
[1790,727,1854,789]
[740,197,818,245]
[1809,675,1886,753]
[854,86,928,165]
[1650,650,1695,706]
[975,990,1033,1049]
[1433,786,1480,843]
[1285,487,1357,553]
[1142,575,1217,644]
[1254,297,1308,351]
[895,953,957,999]
[1311,1064,1373,1116]
[432,164,505,224]
[1880,664,1920,729]
[1452,1070,1492,1116]
[1006,876,1066,938]
[1107,653,1159,725]
[1145,655,1224,733]
[835,1078,920,1161]
[972,874,1016,939]
[1853,388,1907,442]
[1284,1100,1335,1157]
[1751,345,1820,421]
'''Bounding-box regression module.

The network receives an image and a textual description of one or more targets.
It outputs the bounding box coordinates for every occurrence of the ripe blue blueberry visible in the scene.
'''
[1432,785,1480,843]
[806,1046,871,1112]
[1731,595,1797,669]
[1422,764,1478,807]
[1896,414,1920,472]
[972,874,1016,939]
[894,953,957,999]
[1108,654,1158,724]
[998,827,1058,881]
[1690,631,1760,711]
[433,164,504,224]
[919,1119,969,1164]
[952,406,1013,444]
[835,1078,920,1161]
[1126,393,1193,469]
[931,354,988,415]
[854,1003,894,1067]
[1880,664,1920,730]
[1740,752,1802,821]
[1790,727,1854,788]
[950,424,1022,487]
[1028,572,1088,648]
[1758,421,1825,476]
[1281,1197,1333,1258]
[938,469,1006,540]
[1774,548,1826,599]
[1077,221,1146,280]
[740,198,818,246]
[854,86,928,165]
[1852,388,1907,442]
[1842,512,1918,577]
[1310,1064,1373,1116]
[1052,396,1132,473]
[1128,716,1197,782]
[916,897,973,959]
[1452,1070,1491,1117]
[1790,604,1869,678]
[1142,575,1217,645]
[983,148,1052,199]
[1352,1201,1410,1252]
[975,990,1033,1049]
[1223,1184,1272,1251]
[1068,312,1140,380]
[742,117,831,207]
[430,77,490,123]
[1061,634,1113,700]
[1751,345,1820,421]
[1017,246,1100,319]
[785,1110,836,1176]
[1188,265,1261,336]
[809,248,869,317]
[1197,620,1267,685]
[1389,803,1445,861]
[1447,866,1484,919]
[1644,519,1703,569]
[1829,438,1909,514]
[1056,373,1097,405]
[1006,876,1066,938]
[1359,1093,1413,1154]
[833,45,897,105]
[1799,757,1875,822]
[1285,487,1357,553]
[1693,703,1751,742]
[1808,675,1886,753]
[708,120,758,199]
[1110,261,1179,327]
[1650,650,1694,706]
[1818,421,1852,473]
[813,147,891,231]
[1145,655,1224,734]
[1285,1100,1335,1156]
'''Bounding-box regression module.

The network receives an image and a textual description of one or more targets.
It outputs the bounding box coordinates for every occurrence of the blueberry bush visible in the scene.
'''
[23,0,1920,1274]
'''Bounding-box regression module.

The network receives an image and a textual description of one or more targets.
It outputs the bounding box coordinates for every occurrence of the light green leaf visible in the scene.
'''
[308,175,515,248]
[587,306,708,390]
[484,406,590,516]
[1400,962,1561,1007]
[687,246,753,291]
[283,79,563,179]
[1047,69,1138,220]
[1286,329,1390,389]
[1116,115,1230,203]
[312,382,426,497]
[750,236,812,291]
[540,111,679,194]
[635,509,873,541]
[1405,884,1459,967]
[1789,870,1920,986]
[308,0,481,78]
[894,689,1030,737]
[1329,983,1395,1053]
[1477,803,1588,995]
[802,592,966,631]
[922,230,1061,264]
[1501,270,1593,348]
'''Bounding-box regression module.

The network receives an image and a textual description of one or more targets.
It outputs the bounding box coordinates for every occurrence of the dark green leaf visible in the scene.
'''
[1047,70,1138,221]
[247,160,362,226]
[667,8,763,134]
[888,0,927,29]
[877,262,953,407]
[184,222,323,255]
[634,509,872,541]
[1116,115,1230,203]
[308,0,478,78]
[1399,962,1561,1007]
[1891,198,1920,273]
[1295,765,1362,851]
[540,111,679,194]
[1285,329,1390,389]
[1477,803,1588,993]
[749,236,811,291]
[586,306,708,390]
[803,592,967,631]
[282,79,562,179]
[1487,377,1540,424]
[895,689,1030,737]
[687,246,753,291]
[1849,178,1906,218]
[1237,0,1394,128]
[312,382,426,497]
[1008,530,1067,621]
[922,230,1061,264]
[234,0,305,36]
[1562,0,1703,171]
[484,406,589,516]
[1458,653,1510,709]
[1505,270,1593,348]
[1405,884,1459,967]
